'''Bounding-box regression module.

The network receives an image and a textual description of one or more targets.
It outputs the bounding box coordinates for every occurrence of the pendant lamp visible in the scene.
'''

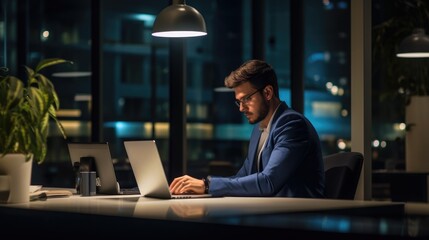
[152,0,207,38]
[397,28,429,58]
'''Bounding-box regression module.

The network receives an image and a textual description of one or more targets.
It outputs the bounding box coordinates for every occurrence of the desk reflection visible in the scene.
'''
[167,202,206,219]
[4,193,429,238]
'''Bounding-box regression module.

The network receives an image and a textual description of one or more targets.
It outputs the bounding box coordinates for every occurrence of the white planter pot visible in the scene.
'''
[0,154,33,203]
[406,96,429,172]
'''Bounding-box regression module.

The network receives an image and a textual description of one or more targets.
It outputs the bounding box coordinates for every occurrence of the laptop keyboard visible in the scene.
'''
[120,187,140,195]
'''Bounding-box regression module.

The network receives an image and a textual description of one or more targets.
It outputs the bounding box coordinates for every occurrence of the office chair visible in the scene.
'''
[324,152,364,200]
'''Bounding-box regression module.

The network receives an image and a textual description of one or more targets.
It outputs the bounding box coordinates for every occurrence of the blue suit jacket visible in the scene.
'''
[209,102,325,198]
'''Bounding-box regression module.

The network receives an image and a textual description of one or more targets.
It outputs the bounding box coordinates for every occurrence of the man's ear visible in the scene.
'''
[264,85,274,100]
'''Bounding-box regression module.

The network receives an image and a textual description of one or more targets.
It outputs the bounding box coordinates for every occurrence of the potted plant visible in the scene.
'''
[0,58,71,203]
[373,0,429,171]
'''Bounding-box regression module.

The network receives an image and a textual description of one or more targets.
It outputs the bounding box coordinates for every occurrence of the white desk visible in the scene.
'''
[16,193,403,220]
[0,191,416,239]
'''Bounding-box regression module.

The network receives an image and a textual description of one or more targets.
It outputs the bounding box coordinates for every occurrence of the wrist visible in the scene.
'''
[202,176,210,194]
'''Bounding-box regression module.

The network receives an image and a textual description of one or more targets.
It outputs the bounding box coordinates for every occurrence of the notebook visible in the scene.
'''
[124,140,213,199]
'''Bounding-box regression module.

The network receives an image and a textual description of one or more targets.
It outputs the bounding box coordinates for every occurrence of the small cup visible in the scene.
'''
[80,171,96,196]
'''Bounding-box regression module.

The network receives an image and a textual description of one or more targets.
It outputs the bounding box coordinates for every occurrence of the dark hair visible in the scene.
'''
[224,59,279,98]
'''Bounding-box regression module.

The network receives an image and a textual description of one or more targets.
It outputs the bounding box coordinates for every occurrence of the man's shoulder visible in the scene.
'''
[274,107,317,132]
[276,107,305,122]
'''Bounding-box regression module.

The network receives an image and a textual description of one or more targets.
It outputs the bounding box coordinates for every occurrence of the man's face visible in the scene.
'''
[234,82,269,124]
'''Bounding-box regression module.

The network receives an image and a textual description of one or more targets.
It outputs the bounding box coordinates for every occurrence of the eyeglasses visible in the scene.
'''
[234,87,264,107]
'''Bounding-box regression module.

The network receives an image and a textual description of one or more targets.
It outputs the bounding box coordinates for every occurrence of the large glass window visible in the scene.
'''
[3,0,353,192]
[304,0,351,154]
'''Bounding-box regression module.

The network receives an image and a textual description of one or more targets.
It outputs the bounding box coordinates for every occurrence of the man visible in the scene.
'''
[170,59,325,198]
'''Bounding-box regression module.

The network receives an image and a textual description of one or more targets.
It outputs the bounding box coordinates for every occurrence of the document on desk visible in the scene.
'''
[29,186,73,201]
[30,185,43,193]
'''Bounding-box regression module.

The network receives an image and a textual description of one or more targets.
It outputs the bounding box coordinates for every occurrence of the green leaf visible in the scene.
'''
[1,76,24,111]
[0,58,72,164]
[35,58,73,72]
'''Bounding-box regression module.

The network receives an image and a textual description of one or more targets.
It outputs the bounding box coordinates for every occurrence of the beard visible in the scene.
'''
[247,99,269,124]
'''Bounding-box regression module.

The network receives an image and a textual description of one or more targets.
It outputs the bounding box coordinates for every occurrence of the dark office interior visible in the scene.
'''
[0,0,397,191]
[2,0,429,238]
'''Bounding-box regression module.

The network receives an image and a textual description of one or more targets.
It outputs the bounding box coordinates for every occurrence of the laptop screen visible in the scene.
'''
[124,140,212,199]
[67,142,119,195]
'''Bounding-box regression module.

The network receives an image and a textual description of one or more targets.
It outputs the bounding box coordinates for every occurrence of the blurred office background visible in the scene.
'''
[0,0,415,199]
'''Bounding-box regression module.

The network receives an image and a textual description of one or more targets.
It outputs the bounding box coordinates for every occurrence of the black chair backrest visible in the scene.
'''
[324,152,364,200]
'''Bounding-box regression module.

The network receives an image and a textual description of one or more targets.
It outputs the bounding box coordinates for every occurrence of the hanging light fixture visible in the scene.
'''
[397,28,429,58]
[152,0,207,38]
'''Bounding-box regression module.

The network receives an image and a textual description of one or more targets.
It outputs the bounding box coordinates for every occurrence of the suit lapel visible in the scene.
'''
[249,129,262,173]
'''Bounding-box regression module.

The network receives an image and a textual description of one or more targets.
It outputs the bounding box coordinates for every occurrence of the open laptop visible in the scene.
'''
[68,142,139,195]
[124,140,212,199]
[68,142,120,195]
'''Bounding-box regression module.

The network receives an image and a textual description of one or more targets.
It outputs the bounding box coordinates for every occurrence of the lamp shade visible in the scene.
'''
[397,28,429,58]
[152,0,207,38]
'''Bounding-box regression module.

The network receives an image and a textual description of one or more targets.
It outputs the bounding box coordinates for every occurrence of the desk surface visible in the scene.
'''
[2,190,429,239]
[6,193,403,218]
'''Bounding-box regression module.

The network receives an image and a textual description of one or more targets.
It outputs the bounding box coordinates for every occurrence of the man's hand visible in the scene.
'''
[169,175,205,194]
